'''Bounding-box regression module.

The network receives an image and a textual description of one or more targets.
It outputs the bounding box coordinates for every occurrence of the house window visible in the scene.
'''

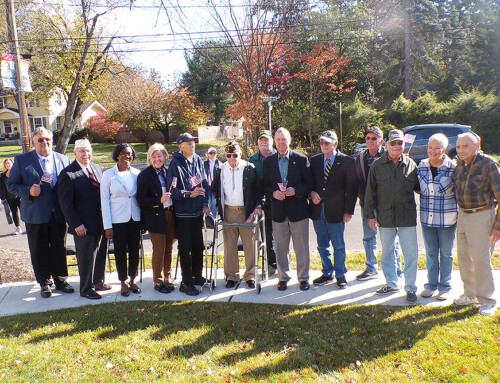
[26,98,39,108]
[56,116,63,130]
[0,98,7,108]
[4,120,12,133]
[34,117,45,128]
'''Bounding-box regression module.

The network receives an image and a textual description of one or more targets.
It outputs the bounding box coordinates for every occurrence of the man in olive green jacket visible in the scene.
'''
[364,129,420,304]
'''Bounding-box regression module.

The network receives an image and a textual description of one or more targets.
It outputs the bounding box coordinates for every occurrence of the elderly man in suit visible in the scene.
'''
[262,127,314,291]
[58,139,110,300]
[211,140,263,288]
[310,131,358,289]
[7,127,73,298]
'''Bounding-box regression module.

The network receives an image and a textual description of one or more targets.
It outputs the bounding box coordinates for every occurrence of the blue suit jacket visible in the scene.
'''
[7,150,71,224]
[262,150,313,223]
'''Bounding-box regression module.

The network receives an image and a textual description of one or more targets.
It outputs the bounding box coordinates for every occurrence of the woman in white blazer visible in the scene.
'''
[101,143,141,297]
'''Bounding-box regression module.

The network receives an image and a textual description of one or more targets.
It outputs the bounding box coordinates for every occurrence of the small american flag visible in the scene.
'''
[404,133,416,144]
[170,176,177,189]
[190,174,203,187]
[40,173,54,184]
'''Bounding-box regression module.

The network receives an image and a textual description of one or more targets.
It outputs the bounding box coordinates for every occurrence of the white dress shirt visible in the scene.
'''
[222,160,245,206]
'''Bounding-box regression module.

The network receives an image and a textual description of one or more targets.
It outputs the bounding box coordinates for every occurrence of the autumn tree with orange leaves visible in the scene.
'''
[294,44,356,147]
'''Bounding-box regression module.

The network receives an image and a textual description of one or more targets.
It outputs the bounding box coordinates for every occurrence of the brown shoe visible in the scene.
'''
[277,281,288,291]
[299,281,310,291]
[95,283,112,291]
[84,291,102,300]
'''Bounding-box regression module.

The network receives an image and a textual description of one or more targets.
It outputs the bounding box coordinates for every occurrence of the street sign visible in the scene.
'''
[262,97,277,102]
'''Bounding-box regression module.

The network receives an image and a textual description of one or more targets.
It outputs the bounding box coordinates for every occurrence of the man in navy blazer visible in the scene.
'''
[309,131,358,289]
[7,127,73,298]
[58,139,110,300]
[262,127,314,291]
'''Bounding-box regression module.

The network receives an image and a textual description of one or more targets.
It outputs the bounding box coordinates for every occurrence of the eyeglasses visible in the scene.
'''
[225,153,238,159]
[119,151,133,157]
[37,137,51,143]
[208,151,216,155]
[389,141,403,146]
[365,136,379,141]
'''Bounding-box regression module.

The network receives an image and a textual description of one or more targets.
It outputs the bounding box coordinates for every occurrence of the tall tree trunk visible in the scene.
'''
[404,0,412,99]
[55,98,83,153]
[308,77,313,148]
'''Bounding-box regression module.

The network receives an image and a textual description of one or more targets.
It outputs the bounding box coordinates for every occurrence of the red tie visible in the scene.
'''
[87,167,99,189]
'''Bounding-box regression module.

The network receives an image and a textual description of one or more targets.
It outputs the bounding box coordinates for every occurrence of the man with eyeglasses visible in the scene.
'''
[249,130,278,275]
[354,126,402,281]
[211,141,263,288]
[204,147,219,218]
[7,127,72,298]
[364,129,420,304]
[309,131,358,289]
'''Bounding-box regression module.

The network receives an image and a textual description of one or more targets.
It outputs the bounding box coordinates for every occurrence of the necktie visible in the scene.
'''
[324,159,331,181]
[157,168,167,189]
[87,167,99,189]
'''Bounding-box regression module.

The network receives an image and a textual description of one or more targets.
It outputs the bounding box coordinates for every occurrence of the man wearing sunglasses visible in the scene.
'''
[211,141,263,288]
[364,129,420,304]
[354,126,402,282]
[8,127,72,298]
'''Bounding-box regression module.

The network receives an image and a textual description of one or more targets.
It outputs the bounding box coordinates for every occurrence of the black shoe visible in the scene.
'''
[129,284,141,294]
[246,280,255,289]
[165,282,175,291]
[356,270,378,281]
[155,282,172,294]
[55,282,75,293]
[406,290,417,304]
[313,275,333,286]
[192,276,206,286]
[226,280,237,288]
[40,284,52,298]
[299,281,310,290]
[95,283,112,291]
[277,281,288,291]
[84,290,102,300]
[180,282,200,296]
[336,276,348,289]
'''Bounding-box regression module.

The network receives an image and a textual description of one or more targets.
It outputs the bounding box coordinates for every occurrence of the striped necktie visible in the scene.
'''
[87,167,99,189]
[324,159,331,181]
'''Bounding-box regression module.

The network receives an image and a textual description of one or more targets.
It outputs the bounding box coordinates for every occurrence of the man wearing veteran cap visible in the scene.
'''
[364,129,420,304]
[7,127,72,298]
[309,131,358,289]
[211,140,263,288]
[58,139,109,299]
[249,130,278,275]
[167,133,210,296]
[354,126,402,281]
[262,127,314,291]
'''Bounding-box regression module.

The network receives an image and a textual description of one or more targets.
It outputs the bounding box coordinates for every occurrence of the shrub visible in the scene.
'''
[86,112,122,143]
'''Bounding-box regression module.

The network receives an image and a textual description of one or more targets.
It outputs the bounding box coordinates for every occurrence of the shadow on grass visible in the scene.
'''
[0,300,479,378]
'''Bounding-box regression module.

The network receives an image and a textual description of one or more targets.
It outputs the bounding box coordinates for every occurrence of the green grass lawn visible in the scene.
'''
[0,301,498,382]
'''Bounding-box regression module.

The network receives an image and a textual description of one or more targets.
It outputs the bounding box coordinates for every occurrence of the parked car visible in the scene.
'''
[351,123,473,163]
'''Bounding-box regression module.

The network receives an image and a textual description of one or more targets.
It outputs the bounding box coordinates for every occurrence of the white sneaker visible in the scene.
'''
[15,227,22,235]
[421,289,435,298]
[453,294,479,306]
[479,303,498,316]
[436,291,450,301]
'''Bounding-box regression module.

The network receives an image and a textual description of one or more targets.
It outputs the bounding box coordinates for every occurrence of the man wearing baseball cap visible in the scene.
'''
[309,130,358,289]
[167,132,210,296]
[354,126,402,281]
[249,130,278,275]
[364,129,420,304]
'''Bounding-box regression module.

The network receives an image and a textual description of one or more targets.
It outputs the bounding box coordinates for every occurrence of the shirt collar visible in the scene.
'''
[36,152,52,162]
[324,151,336,164]
[76,160,90,172]
[278,150,290,161]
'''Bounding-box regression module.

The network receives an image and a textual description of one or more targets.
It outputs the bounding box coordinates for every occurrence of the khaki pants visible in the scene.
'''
[223,206,255,282]
[456,208,496,305]
[149,210,176,284]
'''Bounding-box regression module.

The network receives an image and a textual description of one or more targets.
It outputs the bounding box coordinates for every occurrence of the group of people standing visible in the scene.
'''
[3,126,499,316]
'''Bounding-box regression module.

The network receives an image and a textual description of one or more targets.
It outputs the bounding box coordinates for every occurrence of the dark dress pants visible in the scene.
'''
[175,215,204,283]
[112,219,140,282]
[6,198,21,227]
[25,213,68,286]
[93,233,108,286]
[262,205,276,268]
[74,233,101,296]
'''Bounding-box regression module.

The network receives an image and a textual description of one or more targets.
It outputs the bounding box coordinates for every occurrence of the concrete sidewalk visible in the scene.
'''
[1,269,499,317]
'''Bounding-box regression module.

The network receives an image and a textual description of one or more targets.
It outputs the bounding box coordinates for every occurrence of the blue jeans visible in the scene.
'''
[207,186,217,219]
[362,207,403,275]
[379,226,418,292]
[313,208,347,278]
[422,224,456,292]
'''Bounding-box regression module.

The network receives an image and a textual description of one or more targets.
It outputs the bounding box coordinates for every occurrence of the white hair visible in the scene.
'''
[74,138,92,150]
[457,132,480,144]
[428,133,448,149]
[32,127,52,141]
[275,127,291,142]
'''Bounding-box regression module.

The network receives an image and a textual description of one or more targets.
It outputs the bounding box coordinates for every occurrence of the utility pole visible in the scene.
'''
[5,0,31,152]
[404,0,412,99]
[339,102,343,152]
